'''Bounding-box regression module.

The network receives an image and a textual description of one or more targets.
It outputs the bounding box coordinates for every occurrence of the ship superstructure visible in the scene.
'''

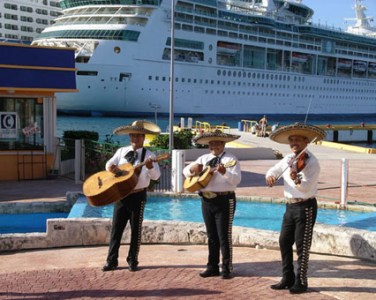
[32,0,376,116]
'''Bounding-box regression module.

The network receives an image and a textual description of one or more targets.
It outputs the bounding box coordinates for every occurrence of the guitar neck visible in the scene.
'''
[134,153,169,170]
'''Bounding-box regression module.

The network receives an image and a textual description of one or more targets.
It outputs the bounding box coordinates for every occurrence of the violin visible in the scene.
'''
[289,152,309,185]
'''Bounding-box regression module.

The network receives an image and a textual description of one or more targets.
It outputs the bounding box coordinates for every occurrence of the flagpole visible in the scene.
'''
[169,0,175,151]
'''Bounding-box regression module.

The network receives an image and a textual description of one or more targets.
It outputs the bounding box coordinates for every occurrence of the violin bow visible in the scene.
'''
[275,137,318,181]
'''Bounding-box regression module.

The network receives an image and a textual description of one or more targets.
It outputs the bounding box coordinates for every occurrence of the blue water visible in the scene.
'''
[57,115,375,148]
[0,212,68,234]
[68,196,376,232]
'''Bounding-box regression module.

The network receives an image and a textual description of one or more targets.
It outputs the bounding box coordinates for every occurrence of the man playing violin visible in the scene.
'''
[266,123,325,294]
[102,120,161,272]
[183,130,241,279]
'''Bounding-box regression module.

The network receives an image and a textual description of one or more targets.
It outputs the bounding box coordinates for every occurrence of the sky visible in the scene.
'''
[301,0,376,30]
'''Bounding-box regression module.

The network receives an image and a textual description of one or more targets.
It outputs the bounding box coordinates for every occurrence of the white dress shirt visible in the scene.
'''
[265,150,320,199]
[183,151,241,192]
[105,146,161,190]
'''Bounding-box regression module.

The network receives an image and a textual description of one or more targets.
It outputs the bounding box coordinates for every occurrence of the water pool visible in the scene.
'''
[68,196,376,232]
[0,212,69,234]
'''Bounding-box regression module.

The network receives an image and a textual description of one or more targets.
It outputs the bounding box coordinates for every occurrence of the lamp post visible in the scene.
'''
[149,103,161,125]
[169,0,175,151]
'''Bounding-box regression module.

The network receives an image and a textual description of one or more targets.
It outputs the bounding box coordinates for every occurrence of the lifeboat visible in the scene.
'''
[292,52,308,63]
[353,60,367,72]
[338,59,352,69]
[217,42,241,54]
[368,62,376,74]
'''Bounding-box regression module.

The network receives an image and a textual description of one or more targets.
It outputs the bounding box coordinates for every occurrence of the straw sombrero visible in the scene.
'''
[113,120,161,135]
[193,129,240,145]
[269,123,326,144]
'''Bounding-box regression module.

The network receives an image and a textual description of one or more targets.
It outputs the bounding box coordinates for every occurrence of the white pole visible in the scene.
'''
[74,139,82,184]
[340,158,348,206]
[171,149,185,193]
[169,0,175,151]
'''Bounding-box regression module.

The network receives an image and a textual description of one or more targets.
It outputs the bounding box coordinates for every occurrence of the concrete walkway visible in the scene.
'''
[0,132,375,300]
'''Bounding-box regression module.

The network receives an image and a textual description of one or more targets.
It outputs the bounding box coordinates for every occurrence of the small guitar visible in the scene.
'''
[83,153,169,206]
[183,160,237,193]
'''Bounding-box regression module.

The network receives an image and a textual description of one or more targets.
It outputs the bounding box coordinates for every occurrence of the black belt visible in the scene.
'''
[287,197,315,204]
[200,191,235,199]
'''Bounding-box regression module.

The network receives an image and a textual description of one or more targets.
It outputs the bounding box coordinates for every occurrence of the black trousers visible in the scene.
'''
[279,198,317,286]
[106,190,147,265]
[201,194,236,272]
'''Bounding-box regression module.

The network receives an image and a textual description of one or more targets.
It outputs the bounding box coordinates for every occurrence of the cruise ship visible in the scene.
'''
[32,0,376,117]
[0,0,62,43]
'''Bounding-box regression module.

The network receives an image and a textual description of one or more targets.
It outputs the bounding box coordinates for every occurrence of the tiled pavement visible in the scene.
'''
[1,245,375,300]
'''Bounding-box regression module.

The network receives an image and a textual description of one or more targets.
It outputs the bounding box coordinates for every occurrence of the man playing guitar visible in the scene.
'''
[102,120,161,272]
[183,130,241,279]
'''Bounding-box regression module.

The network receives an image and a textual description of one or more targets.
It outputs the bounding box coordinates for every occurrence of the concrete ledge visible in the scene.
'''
[319,141,376,154]
[1,219,375,262]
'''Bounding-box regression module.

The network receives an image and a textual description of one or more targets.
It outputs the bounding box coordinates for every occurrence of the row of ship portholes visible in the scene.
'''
[217,69,376,86]
[146,75,374,93]
[216,69,304,82]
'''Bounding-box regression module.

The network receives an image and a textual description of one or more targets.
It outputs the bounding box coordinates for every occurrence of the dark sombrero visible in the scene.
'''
[193,129,240,145]
[269,122,326,144]
[113,120,161,135]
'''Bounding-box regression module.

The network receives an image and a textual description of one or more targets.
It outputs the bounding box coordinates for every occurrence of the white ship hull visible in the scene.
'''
[33,0,376,117]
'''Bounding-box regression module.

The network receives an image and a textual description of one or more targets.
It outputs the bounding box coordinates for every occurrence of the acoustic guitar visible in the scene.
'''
[184,160,237,193]
[83,153,169,207]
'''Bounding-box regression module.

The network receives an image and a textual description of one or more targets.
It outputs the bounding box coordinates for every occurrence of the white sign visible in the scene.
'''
[0,112,17,138]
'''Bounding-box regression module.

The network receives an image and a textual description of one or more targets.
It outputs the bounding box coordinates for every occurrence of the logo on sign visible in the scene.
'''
[0,112,17,138]
[1,113,16,130]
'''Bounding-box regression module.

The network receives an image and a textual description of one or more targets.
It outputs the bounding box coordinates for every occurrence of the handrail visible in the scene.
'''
[241,119,258,132]
[195,121,211,132]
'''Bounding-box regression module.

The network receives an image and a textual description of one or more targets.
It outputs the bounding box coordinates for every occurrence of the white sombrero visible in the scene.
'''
[113,120,161,135]
[193,129,240,145]
[269,123,326,144]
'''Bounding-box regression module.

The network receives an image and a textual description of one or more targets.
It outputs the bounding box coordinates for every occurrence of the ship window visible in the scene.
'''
[148,76,152,80]
[77,71,98,76]
[114,47,121,54]
[217,70,221,76]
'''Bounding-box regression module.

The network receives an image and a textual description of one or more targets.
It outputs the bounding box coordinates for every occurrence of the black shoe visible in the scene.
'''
[270,278,295,290]
[289,282,308,294]
[199,269,220,278]
[221,270,233,279]
[102,261,118,272]
[128,263,138,272]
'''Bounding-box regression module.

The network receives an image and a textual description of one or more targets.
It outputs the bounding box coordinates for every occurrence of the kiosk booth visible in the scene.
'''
[0,43,77,180]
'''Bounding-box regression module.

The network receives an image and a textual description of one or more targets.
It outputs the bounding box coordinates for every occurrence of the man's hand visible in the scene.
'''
[266,176,276,187]
[145,158,154,169]
[109,164,121,174]
[190,164,203,175]
[216,164,226,175]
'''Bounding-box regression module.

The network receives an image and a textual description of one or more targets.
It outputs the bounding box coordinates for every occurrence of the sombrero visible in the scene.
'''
[113,120,161,135]
[193,129,240,145]
[269,123,326,144]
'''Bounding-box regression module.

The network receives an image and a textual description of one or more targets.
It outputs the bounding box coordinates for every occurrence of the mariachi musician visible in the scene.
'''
[183,130,242,279]
[102,120,161,272]
[265,123,325,294]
